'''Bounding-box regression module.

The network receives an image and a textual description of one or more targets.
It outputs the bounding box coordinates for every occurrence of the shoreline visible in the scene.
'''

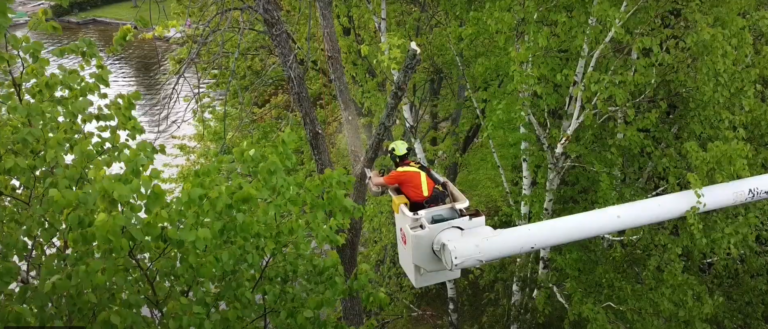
[10,17,184,40]
[56,17,132,27]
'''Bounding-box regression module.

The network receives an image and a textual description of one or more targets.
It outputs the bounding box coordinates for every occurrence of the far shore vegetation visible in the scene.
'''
[66,0,181,25]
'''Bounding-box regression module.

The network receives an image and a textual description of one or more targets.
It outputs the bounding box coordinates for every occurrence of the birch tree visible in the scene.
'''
[451,0,768,327]
[132,0,768,327]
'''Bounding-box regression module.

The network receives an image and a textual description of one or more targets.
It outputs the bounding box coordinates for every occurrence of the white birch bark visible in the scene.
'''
[511,48,533,328]
[535,0,642,299]
[533,160,562,296]
[562,0,599,133]
[380,0,387,50]
[403,102,428,165]
[510,124,531,321]
[520,124,532,224]
[446,279,459,329]
[560,0,638,148]
[552,285,569,309]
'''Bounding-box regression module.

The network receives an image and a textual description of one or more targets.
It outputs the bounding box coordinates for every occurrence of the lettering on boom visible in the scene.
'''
[732,188,768,205]
[746,187,768,202]
[744,187,768,201]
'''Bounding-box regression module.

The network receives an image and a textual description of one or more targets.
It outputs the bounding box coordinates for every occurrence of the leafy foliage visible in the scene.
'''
[5,0,768,327]
[0,7,361,327]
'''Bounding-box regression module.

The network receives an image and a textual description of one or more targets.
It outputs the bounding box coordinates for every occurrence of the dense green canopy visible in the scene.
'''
[2,0,768,327]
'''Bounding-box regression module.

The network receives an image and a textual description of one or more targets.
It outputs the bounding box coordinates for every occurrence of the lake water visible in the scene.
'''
[9,22,206,177]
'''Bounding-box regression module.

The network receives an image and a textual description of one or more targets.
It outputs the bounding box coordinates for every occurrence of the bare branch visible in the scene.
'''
[602,234,641,241]
[602,302,625,310]
[448,38,515,207]
[552,285,569,310]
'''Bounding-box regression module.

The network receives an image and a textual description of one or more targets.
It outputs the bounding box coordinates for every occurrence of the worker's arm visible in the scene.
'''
[370,170,395,187]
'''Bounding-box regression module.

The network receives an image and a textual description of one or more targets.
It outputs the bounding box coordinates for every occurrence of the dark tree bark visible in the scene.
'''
[315,0,422,325]
[260,1,421,325]
[316,0,367,325]
[427,74,444,148]
[317,0,364,166]
[255,0,334,174]
[338,44,422,326]
[446,77,467,183]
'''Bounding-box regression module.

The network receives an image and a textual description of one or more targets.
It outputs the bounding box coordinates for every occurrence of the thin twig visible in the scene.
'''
[447,37,515,208]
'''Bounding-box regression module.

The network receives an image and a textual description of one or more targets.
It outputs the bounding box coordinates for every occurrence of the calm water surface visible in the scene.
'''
[10,23,207,176]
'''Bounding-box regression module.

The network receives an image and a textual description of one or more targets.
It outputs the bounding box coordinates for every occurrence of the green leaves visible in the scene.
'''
[110,313,121,326]
[197,228,212,240]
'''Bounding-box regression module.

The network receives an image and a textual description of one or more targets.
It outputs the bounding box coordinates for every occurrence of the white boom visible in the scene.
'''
[367,172,768,288]
[435,174,768,271]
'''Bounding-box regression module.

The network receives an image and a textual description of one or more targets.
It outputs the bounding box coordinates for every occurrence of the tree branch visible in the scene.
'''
[552,285,569,310]
[358,42,422,174]
[251,255,272,293]
[128,247,164,317]
[448,38,514,207]
[0,191,30,207]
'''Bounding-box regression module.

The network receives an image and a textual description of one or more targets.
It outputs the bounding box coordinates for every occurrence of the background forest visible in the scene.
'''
[2,0,768,328]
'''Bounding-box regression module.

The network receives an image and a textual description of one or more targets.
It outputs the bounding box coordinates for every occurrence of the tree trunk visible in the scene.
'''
[338,43,421,326]
[446,279,459,329]
[132,0,138,7]
[261,2,421,325]
[316,0,364,167]
[255,0,334,175]
[403,102,427,164]
[313,0,368,325]
[510,123,532,329]
[446,78,467,183]
[532,160,562,297]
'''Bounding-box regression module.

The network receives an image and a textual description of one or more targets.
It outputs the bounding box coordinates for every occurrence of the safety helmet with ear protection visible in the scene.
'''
[388,140,412,166]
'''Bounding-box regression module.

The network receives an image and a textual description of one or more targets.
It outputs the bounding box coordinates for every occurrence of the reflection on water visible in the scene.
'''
[9,23,206,176]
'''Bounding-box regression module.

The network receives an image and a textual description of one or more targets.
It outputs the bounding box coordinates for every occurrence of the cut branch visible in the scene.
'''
[358,42,422,174]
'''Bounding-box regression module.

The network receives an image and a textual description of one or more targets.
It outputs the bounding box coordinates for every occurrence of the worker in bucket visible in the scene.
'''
[370,140,449,211]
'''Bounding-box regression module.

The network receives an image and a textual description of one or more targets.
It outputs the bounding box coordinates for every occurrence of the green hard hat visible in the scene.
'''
[388,140,410,156]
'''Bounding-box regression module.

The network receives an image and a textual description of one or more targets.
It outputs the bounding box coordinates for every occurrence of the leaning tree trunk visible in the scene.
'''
[445,77,466,183]
[314,0,367,325]
[263,0,422,325]
[316,0,364,166]
[341,44,421,325]
[315,0,424,323]
[255,0,334,174]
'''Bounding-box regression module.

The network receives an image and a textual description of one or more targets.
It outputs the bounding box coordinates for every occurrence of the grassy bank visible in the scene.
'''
[67,0,181,25]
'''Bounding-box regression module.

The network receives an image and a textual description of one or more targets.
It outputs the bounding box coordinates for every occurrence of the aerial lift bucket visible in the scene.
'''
[366,169,487,288]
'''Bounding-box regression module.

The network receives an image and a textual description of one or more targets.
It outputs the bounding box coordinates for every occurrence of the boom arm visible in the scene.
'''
[434,174,768,271]
[367,170,768,288]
